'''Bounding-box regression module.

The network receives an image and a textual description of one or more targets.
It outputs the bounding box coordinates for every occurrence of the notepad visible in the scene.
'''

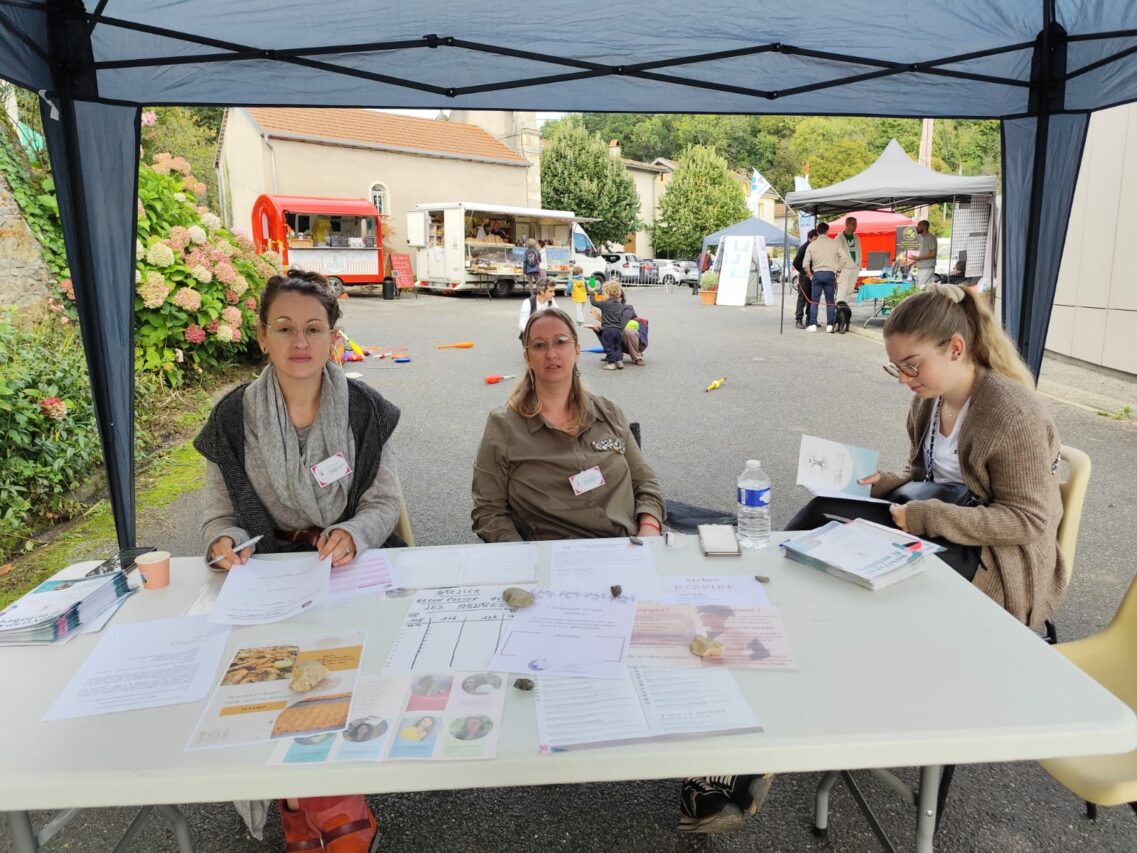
[697,524,741,557]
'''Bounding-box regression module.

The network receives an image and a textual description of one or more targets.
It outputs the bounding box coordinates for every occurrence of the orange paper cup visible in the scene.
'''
[136,550,171,590]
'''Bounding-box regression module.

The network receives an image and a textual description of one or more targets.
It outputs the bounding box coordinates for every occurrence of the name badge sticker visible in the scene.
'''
[569,466,605,496]
[310,452,352,488]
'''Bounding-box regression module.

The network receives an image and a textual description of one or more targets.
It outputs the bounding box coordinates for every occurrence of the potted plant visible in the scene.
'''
[698,272,719,305]
[880,283,915,316]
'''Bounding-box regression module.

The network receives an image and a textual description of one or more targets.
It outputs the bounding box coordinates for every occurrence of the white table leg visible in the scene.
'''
[812,770,841,837]
[5,812,38,853]
[915,764,943,853]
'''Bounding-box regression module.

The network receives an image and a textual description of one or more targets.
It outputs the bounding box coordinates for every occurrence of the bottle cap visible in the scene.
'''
[746,459,761,467]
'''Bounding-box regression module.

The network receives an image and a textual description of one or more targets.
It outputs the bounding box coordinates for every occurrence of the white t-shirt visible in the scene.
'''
[917,232,937,270]
[923,398,970,485]
[518,296,558,332]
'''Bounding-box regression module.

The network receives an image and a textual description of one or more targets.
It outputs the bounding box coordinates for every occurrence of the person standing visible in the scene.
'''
[523,238,542,293]
[518,279,559,338]
[914,219,938,287]
[792,229,819,329]
[568,265,588,324]
[801,222,845,332]
[835,216,862,303]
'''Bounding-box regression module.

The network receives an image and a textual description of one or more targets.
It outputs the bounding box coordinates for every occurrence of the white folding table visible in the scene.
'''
[3,536,1133,853]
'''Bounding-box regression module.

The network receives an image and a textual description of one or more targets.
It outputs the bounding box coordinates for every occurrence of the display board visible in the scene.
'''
[716,236,772,306]
[390,252,414,287]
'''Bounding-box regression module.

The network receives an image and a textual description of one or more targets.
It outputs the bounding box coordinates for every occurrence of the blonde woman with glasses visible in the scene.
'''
[195,269,400,851]
[472,307,664,542]
[695,284,1066,836]
[785,283,1065,626]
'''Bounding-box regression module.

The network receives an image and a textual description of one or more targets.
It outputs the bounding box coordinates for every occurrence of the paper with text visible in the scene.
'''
[384,587,518,673]
[208,553,331,625]
[550,539,662,600]
[797,435,881,499]
[391,543,537,589]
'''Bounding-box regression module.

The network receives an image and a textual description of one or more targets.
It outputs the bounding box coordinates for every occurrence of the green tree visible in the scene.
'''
[540,118,641,248]
[653,145,750,258]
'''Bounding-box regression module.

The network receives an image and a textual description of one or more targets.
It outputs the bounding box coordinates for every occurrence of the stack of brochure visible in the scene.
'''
[0,571,132,644]
[781,519,942,590]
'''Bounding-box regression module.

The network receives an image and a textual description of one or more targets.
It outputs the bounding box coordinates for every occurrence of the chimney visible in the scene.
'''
[608,139,621,158]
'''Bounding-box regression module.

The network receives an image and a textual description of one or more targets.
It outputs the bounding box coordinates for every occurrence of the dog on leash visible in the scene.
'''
[833,301,852,334]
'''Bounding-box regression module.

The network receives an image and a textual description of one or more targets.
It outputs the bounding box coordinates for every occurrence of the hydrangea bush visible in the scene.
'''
[134,152,280,382]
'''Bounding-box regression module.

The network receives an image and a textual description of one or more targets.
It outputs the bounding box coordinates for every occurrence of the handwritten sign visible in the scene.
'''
[390,252,414,288]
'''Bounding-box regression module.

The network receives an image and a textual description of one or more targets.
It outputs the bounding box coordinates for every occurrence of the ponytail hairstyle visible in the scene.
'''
[508,307,589,435]
[883,284,1035,388]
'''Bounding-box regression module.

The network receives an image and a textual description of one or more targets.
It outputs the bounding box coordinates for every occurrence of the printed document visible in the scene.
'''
[664,575,770,607]
[489,588,636,679]
[384,587,518,673]
[188,631,365,750]
[535,666,761,751]
[550,538,663,600]
[391,542,537,589]
[44,616,231,720]
[270,670,507,764]
[796,434,888,502]
[629,604,798,670]
[208,553,331,625]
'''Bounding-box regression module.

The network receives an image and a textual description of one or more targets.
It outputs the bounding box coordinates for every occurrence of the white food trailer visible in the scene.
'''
[406,202,605,297]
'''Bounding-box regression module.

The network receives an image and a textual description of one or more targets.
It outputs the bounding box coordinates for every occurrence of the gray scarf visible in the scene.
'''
[246,363,354,528]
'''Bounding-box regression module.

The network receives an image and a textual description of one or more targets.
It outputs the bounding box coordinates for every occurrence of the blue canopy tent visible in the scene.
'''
[700,216,799,255]
[1,1,1136,550]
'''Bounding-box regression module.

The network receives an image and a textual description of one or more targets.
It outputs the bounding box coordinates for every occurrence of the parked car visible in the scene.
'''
[602,252,656,285]
[655,259,696,286]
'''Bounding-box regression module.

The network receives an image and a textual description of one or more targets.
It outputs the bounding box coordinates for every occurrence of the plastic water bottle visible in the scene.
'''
[737,460,771,549]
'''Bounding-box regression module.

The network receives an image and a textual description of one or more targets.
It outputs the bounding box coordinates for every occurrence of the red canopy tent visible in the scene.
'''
[824,210,916,270]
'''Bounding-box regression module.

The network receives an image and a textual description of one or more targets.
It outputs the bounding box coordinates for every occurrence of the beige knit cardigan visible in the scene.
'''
[871,368,1067,627]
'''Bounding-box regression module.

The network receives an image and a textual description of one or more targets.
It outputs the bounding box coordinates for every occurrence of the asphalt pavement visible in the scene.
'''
[6,284,1137,852]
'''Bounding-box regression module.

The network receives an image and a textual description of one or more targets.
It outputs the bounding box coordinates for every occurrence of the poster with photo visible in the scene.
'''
[269,671,507,764]
[187,631,365,751]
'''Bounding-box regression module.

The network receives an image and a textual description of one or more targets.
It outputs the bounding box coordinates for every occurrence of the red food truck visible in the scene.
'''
[251,194,391,295]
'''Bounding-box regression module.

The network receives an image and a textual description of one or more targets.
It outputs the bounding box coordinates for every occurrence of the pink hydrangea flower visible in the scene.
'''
[137,272,171,309]
[167,226,190,251]
[205,319,219,334]
[171,287,202,312]
[244,296,257,311]
[190,265,212,284]
[184,324,206,344]
[169,156,192,175]
[261,250,283,271]
[201,212,222,231]
[39,397,68,421]
[231,275,249,297]
[141,111,157,127]
[215,262,237,285]
[223,289,239,304]
[60,279,75,301]
[187,225,207,245]
[150,160,173,176]
[214,323,235,343]
[221,306,242,327]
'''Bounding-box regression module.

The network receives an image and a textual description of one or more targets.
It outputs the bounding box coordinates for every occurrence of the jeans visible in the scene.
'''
[809,271,837,326]
[600,327,625,363]
[794,275,811,323]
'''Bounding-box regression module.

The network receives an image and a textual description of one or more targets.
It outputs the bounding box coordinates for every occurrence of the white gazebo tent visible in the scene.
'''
[1,1,1136,547]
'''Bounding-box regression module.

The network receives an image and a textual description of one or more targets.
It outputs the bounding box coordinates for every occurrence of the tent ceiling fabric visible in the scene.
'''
[1,2,1135,114]
[0,0,1135,548]
[784,140,997,215]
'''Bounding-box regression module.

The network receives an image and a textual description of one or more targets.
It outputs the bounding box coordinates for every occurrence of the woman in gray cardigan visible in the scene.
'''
[195,269,394,852]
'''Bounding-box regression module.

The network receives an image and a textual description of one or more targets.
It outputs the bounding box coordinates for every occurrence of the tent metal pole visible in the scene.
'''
[779,205,789,334]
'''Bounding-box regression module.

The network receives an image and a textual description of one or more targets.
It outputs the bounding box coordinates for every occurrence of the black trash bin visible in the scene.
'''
[382,277,396,300]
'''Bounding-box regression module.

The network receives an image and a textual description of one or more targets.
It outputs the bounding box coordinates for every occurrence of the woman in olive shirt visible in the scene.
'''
[472,307,664,541]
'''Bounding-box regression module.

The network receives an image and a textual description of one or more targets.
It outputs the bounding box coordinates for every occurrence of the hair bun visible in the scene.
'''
[928,283,965,304]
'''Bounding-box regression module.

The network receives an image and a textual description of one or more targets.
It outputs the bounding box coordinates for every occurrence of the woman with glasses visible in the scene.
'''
[472,307,664,542]
[195,269,398,852]
[786,283,1065,624]
[690,284,1066,836]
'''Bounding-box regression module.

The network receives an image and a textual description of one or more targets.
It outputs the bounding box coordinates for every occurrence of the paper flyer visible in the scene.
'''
[628,604,797,670]
[384,587,519,673]
[796,435,882,500]
[269,671,507,763]
[187,631,365,750]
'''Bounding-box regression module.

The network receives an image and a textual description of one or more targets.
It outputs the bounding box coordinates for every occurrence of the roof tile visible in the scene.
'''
[245,108,529,164]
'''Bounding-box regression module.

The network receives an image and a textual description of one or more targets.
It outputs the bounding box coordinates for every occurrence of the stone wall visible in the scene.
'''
[0,168,54,308]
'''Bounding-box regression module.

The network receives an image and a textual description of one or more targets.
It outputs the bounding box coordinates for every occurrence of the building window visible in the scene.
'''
[369,181,388,215]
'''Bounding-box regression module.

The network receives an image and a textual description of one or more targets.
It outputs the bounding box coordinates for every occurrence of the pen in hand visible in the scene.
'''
[207,535,263,566]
